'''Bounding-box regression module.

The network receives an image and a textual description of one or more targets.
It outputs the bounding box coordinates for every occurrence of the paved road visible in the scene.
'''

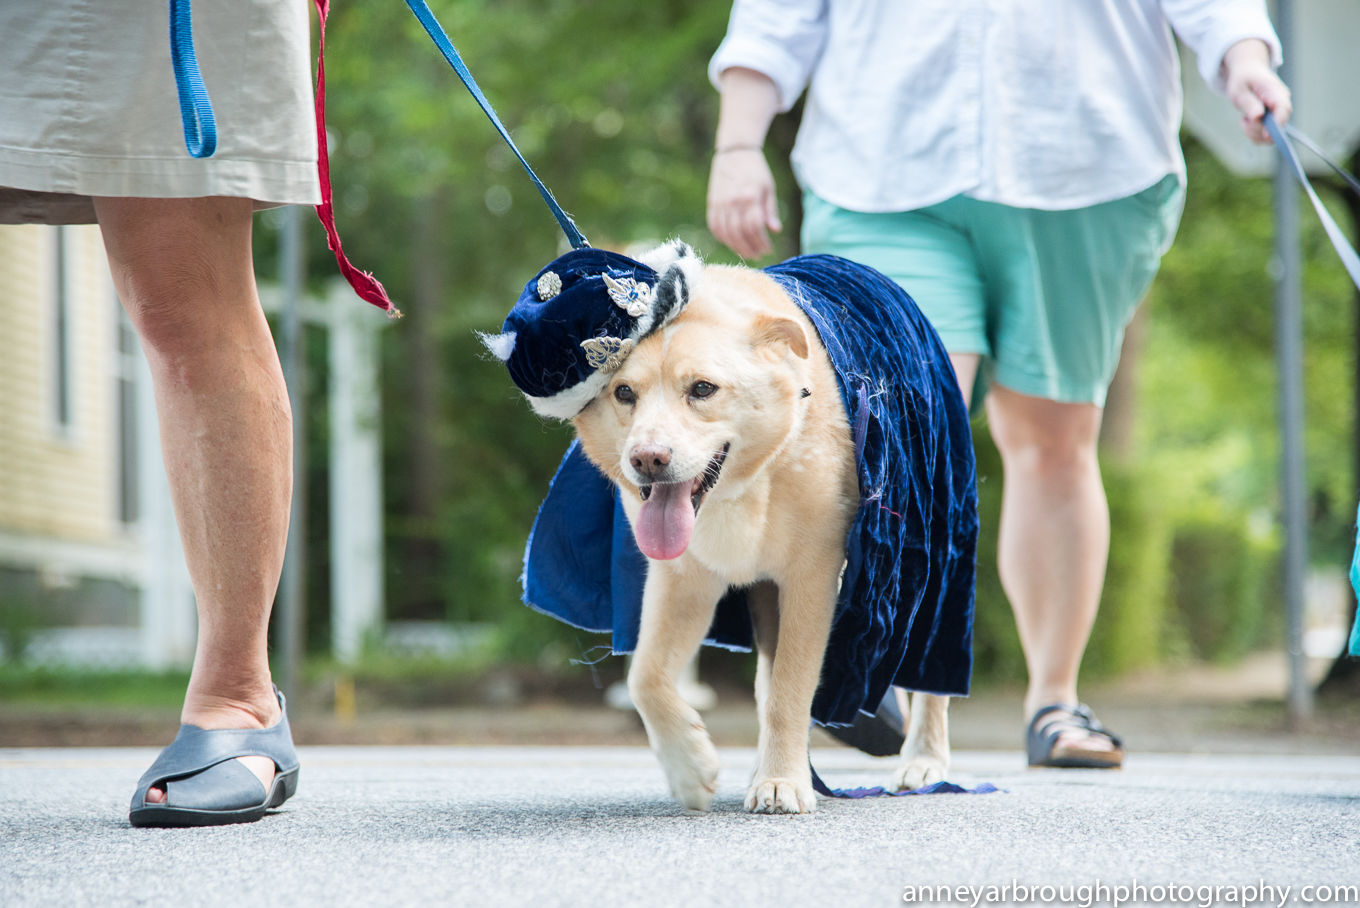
[2,746,1357,907]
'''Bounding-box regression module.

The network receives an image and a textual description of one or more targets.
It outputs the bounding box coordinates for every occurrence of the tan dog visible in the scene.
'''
[570,247,951,814]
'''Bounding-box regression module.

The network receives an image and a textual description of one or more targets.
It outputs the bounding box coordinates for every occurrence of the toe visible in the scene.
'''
[1055,729,1116,753]
[745,778,816,814]
[893,758,945,791]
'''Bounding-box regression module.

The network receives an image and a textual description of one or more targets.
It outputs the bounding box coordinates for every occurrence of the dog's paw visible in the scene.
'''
[892,756,947,792]
[656,731,721,812]
[744,777,817,815]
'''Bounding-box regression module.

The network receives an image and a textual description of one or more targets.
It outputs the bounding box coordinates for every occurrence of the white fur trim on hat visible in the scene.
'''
[525,369,610,420]
[479,330,518,362]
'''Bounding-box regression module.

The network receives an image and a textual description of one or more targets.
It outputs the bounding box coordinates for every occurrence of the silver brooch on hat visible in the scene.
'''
[536,271,562,300]
[580,336,635,373]
[602,273,652,317]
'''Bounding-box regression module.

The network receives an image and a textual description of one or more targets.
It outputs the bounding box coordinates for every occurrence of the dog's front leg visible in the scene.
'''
[628,561,728,812]
[893,692,951,791]
[747,568,838,815]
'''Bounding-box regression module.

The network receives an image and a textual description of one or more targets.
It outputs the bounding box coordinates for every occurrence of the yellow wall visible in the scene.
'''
[0,224,123,544]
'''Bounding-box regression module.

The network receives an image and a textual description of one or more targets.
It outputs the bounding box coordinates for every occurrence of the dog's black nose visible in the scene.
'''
[630,443,672,480]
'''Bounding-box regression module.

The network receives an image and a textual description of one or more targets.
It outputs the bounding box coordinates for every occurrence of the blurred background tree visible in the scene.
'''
[253,0,1355,688]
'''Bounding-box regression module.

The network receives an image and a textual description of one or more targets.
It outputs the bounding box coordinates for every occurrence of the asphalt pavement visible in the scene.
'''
[2,744,1357,908]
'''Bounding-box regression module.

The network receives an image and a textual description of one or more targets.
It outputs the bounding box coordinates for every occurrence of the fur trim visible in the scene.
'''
[526,369,610,420]
[638,239,701,330]
[480,330,517,362]
[636,238,691,271]
[652,263,690,329]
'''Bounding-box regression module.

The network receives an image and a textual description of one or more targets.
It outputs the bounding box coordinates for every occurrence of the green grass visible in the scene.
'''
[0,646,506,711]
[0,665,191,709]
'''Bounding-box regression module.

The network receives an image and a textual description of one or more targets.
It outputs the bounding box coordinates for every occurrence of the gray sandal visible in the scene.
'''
[129,687,300,827]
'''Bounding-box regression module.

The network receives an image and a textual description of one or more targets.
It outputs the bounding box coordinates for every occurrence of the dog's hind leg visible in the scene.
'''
[748,580,780,715]
[628,562,728,812]
[746,568,838,815]
[892,692,951,791]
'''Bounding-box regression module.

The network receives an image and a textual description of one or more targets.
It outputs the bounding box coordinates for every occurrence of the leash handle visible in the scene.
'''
[1265,112,1360,292]
[168,0,217,158]
[312,0,398,315]
[402,0,589,249]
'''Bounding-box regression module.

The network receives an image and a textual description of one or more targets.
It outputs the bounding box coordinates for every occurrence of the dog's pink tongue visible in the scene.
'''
[635,482,695,560]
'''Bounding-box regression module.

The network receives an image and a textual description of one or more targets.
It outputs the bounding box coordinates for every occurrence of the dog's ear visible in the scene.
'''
[752,315,809,360]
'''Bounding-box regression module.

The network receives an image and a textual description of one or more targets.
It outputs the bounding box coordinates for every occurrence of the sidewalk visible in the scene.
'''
[2,652,1356,906]
[2,744,1357,907]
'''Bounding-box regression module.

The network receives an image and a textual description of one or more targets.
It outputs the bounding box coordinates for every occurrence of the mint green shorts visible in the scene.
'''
[801,177,1184,406]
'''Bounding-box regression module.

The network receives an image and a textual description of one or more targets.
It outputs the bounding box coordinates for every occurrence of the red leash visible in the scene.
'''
[310,0,400,317]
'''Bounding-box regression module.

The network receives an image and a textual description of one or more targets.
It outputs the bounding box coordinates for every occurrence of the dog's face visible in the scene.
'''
[573,268,811,561]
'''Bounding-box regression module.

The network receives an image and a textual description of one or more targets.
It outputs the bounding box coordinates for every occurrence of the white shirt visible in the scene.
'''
[709,0,1281,211]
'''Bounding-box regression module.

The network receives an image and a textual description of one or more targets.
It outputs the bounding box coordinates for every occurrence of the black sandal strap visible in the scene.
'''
[1027,703,1123,765]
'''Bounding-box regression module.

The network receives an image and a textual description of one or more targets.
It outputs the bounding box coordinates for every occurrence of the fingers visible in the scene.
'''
[1230,82,1265,124]
[740,191,775,258]
[1220,38,1293,146]
[709,189,772,259]
[1235,88,1269,144]
[1241,75,1292,144]
[717,199,770,259]
[764,189,783,237]
[1229,69,1292,145]
[706,150,781,260]
[1257,77,1292,128]
[707,203,766,259]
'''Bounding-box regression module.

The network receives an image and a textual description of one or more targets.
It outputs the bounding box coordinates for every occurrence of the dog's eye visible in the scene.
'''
[614,384,637,405]
[689,381,718,400]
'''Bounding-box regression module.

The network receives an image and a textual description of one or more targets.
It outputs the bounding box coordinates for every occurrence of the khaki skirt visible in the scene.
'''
[0,0,320,224]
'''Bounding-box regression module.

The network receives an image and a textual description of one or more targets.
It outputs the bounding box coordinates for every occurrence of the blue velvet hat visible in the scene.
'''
[482,241,698,419]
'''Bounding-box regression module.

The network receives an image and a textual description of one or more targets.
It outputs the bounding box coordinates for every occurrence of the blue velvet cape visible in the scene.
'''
[521,255,978,725]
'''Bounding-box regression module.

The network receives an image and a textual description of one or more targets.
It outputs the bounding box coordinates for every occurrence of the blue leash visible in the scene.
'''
[168,0,216,159]
[402,0,589,249]
[1265,111,1360,291]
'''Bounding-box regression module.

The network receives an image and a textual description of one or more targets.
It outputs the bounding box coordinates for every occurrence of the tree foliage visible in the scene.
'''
[1144,137,1356,565]
[279,0,737,645]
[256,1,1359,678]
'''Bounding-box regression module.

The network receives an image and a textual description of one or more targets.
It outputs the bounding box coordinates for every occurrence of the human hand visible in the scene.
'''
[706,148,782,260]
[1222,39,1292,144]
